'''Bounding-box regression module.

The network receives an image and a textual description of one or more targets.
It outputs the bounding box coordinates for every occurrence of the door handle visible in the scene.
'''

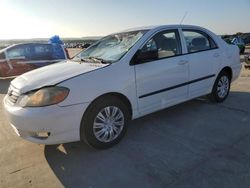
[178,60,188,65]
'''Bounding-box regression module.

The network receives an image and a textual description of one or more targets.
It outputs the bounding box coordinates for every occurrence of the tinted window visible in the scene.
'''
[33,44,52,60]
[183,30,217,53]
[0,52,6,59]
[51,44,65,60]
[7,45,32,60]
[142,30,182,59]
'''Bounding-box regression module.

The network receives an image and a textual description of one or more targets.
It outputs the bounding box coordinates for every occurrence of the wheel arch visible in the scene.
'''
[84,92,133,120]
[80,92,133,143]
[220,66,232,80]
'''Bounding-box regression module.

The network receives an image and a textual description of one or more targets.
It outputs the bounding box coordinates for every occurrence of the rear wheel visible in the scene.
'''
[208,71,231,103]
[80,96,130,149]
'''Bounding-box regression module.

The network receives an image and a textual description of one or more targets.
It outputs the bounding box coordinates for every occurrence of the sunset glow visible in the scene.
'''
[0,0,249,39]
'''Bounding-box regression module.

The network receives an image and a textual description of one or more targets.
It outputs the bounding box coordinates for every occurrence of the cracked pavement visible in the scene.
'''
[0,54,250,188]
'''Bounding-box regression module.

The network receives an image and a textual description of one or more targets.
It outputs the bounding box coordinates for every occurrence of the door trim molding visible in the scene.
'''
[139,74,216,99]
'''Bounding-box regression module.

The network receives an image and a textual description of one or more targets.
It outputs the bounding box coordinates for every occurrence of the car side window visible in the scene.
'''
[142,30,182,59]
[33,44,53,60]
[183,30,217,53]
[142,38,157,52]
[7,45,32,60]
[51,44,65,60]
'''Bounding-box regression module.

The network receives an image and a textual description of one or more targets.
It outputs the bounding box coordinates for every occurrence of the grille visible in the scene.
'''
[7,85,20,105]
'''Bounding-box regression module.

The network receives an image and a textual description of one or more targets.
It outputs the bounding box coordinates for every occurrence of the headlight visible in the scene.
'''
[18,86,69,107]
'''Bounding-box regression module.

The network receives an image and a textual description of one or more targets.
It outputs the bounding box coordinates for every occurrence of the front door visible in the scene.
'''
[134,29,189,115]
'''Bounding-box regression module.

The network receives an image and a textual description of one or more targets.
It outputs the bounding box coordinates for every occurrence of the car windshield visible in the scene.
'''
[73,30,148,63]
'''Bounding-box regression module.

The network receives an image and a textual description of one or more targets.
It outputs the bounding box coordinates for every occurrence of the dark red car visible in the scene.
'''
[0,43,69,78]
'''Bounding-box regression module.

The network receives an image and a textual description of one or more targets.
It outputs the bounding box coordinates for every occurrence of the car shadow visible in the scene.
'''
[0,79,12,94]
[44,91,250,188]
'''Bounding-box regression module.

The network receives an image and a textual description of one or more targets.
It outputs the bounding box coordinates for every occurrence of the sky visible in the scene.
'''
[0,0,249,39]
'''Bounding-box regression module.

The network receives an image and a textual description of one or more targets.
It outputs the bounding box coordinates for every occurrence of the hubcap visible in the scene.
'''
[93,106,124,143]
[217,75,229,98]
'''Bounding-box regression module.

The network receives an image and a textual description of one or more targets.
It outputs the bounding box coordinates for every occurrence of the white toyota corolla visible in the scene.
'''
[3,25,241,149]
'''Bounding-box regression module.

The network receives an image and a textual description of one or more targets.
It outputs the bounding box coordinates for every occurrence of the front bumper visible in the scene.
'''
[3,95,89,145]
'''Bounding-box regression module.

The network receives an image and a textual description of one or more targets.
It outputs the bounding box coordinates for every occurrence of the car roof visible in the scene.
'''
[3,42,62,51]
[118,24,208,33]
[13,42,59,46]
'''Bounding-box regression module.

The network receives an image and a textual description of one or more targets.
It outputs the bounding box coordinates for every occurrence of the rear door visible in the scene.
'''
[135,29,189,115]
[181,29,221,98]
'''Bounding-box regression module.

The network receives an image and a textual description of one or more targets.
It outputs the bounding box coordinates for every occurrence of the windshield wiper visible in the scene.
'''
[87,57,111,64]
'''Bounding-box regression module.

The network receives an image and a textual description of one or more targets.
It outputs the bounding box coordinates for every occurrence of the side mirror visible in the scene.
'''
[133,50,158,65]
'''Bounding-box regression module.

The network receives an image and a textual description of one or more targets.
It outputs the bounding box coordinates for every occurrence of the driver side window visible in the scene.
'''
[142,39,157,52]
[142,30,182,59]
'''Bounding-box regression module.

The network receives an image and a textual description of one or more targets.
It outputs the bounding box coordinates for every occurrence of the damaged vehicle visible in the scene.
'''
[0,43,69,78]
[4,25,241,149]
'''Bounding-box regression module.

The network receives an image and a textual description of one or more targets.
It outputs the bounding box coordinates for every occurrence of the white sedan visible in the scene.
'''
[3,25,241,149]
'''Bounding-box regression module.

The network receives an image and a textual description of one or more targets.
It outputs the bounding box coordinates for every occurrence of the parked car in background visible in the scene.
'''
[245,54,250,65]
[81,43,91,49]
[231,36,245,54]
[0,43,69,78]
[4,25,241,149]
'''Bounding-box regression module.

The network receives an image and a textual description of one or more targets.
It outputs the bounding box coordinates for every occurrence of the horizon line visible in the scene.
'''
[1,32,250,41]
[0,36,103,41]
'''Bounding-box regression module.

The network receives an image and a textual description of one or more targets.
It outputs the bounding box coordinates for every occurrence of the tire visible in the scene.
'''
[80,96,130,149]
[208,71,231,103]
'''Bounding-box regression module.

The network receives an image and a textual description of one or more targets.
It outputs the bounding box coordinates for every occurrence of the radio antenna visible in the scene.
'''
[180,11,188,25]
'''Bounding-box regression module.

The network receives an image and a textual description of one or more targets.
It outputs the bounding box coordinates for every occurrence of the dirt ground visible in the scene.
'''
[67,48,82,58]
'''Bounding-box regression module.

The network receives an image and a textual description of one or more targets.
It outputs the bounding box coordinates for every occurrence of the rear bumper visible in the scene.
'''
[3,95,89,145]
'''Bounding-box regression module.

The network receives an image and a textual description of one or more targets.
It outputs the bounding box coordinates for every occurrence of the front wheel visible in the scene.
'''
[208,71,231,103]
[80,96,130,149]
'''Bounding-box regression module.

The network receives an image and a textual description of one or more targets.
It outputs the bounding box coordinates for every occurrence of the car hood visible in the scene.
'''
[11,60,108,93]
